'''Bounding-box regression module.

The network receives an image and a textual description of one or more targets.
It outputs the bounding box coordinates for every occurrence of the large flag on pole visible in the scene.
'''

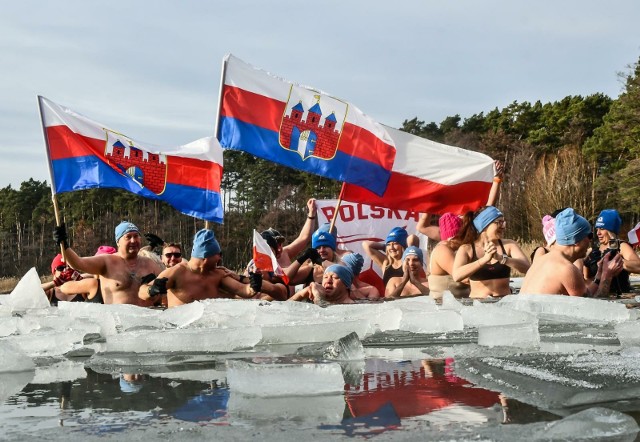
[342,126,494,214]
[38,96,224,223]
[217,54,396,196]
[252,230,289,284]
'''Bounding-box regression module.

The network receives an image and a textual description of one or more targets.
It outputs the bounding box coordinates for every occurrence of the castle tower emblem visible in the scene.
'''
[279,86,348,160]
[103,129,168,195]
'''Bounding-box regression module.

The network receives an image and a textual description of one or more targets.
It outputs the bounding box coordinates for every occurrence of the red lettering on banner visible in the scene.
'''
[405,211,420,221]
[370,205,385,219]
[340,205,355,222]
[357,204,369,220]
[321,207,335,221]
[387,209,403,219]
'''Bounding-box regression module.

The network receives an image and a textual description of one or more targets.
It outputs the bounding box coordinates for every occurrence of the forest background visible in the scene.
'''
[2,57,640,282]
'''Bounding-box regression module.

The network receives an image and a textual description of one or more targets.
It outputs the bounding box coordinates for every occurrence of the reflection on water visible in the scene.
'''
[0,357,562,440]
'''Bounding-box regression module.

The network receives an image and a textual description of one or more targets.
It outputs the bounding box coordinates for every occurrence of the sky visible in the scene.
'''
[1,0,639,188]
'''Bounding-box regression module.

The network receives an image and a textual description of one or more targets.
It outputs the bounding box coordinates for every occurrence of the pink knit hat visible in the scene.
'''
[542,215,556,246]
[439,213,462,241]
[95,245,117,256]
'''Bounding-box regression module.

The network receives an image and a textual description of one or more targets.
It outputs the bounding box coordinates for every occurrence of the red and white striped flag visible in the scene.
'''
[628,222,640,247]
[252,230,289,284]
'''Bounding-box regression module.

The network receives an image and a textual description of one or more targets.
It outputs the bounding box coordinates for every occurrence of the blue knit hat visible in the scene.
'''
[191,229,221,258]
[386,227,408,248]
[341,253,364,276]
[595,209,622,234]
[555,208,592,245]
[473,206,503,233]
[325,264,354,288]
[312,229,336,250]
[115,221,140,244]
[402,246,424,264]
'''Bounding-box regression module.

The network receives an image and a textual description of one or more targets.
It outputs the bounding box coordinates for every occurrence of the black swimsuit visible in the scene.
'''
[469,240,511,281]
[382,265,404,287]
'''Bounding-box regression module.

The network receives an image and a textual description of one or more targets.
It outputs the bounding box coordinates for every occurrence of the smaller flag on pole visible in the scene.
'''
[628,222,640,247]
[252,230,289,284]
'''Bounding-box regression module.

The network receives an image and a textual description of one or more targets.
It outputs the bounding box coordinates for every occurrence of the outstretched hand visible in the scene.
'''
[494,160,505,178]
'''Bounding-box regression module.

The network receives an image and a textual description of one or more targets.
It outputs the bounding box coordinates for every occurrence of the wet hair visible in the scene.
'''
[455,206,488,245]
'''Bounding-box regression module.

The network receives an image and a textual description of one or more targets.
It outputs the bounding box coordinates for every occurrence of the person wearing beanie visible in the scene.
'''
[385,246,430,298]
[530,211,568,263]
[452,206,530,299]
[521,208,624,297]
[588,209,640,294]
[52,220,163,306]
[363,226,420,289]
[139,229,283,307]
[342,252,381,300]
[40,254,85,305]
[427,213,470,300]
[289,264,355,305]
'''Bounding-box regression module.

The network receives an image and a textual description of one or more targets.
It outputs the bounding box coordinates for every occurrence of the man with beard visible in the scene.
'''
[521,208,623,297]
[54,221,163,306]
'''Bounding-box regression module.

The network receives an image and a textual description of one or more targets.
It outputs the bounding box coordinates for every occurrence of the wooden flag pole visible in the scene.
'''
[329,183,346,235]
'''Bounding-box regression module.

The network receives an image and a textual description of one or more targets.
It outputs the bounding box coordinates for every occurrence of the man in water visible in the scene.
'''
[289,264,355,305]
[385,246,430,298]
[139,229,279,308]
[521,208,623,297]
[161,242,185,268]
[54,221,163,306]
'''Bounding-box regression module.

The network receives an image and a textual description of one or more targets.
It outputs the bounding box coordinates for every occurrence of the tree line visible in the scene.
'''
[2,57,639,280]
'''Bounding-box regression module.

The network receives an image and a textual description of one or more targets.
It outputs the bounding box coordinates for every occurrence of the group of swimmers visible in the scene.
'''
[42,190,640,309]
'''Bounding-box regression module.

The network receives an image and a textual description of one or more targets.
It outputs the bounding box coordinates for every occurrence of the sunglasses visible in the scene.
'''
[164,252,182,259]
[55,265,66,272]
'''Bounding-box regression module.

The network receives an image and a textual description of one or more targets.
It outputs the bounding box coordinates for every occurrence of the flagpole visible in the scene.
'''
[37,96,67,260]
[330,183,346,234]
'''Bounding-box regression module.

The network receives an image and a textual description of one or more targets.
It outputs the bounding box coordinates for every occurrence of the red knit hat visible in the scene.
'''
[439,213,462,241]
[50,254,65,274]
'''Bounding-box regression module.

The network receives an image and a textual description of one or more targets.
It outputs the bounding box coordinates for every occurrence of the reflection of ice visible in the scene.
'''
[0,371,34,403]
[227,392,344,422]
[226,360,344,396]
[32,360,87,384]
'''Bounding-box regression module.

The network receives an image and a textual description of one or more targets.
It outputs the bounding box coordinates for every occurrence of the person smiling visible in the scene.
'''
[452,206,530,299]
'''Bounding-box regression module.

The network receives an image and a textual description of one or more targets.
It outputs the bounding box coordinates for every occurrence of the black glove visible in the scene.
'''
[296,247,323,265]
[140,273,157,285]
[584,249,602,278]
[249,272,262,293]
[147,277,168,297]
[53,223,68,249]
[144,233,165,249]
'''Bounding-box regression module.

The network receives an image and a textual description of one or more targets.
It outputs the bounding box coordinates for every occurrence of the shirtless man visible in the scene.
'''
[521,208,623,297]
[385,246,430,298]
[53,221,163,306]
[289,264,355,306]
[139,229,265,308]
[161,242,185,268]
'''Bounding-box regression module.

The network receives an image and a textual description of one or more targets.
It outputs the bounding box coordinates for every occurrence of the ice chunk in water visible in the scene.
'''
[0,317,18,337]
[297,332,365,361]
[0,342,35,372]
[461,303,538,328]
[543,407,638,440]
[478,322,540,348]
[320,304,402,334]
[441,292,463,312]
[32,360,87,384]
[161,301,204,328]
[5,329,88,357]
[0,371,34,403]
[615,321,640,347]
[226,360,344,396]
[260,319,369,344]
[500,293,629,323]
[105,327,262,353]
[193,299,262,328]
[4,268,49,310]
[399,310,463,334]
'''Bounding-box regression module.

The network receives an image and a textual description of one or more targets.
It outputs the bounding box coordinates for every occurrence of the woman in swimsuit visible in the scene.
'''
[363,227,410,288]
[452,206,530,299]
[427,213,470,300]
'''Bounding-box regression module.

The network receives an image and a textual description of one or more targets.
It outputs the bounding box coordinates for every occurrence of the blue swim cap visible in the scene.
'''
[191,229,221,258]
[341,252,364,276]
[386,227,408,248]
[473,206,503,233]
[595,209,622,234]
[312,229,336,250]
[115,221,140,244]
[555,208,592,245]
[402,246,424,264]
[325,264,354,288]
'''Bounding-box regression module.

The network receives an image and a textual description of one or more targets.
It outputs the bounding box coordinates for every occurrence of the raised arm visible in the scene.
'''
[362,240,388,270]
[283,198,317,260]
[486,160,504,207]
[416,213,441,242]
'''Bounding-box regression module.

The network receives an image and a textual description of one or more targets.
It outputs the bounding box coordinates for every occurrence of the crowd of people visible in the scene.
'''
[43,186,640,310]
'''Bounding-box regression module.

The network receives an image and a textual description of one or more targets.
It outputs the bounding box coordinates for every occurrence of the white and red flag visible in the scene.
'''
[252,230,289,284]
[628,222,640,247]
[342,126,494,215]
